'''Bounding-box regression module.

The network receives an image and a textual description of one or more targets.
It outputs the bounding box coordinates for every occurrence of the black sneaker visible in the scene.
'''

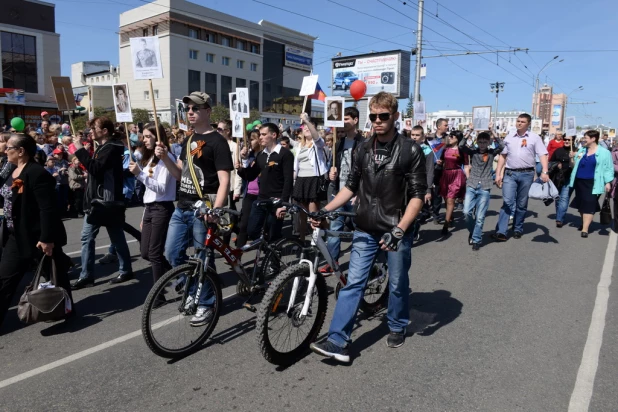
[472,243,480,251]
[513,231,522,239]
[386,332,405,348]
[310,340,350,363]
[468,235,473,245]
[491,232,507,242]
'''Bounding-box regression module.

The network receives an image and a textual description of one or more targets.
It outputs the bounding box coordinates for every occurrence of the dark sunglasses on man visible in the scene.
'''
[368,112,392,122]
[186,105,206,113]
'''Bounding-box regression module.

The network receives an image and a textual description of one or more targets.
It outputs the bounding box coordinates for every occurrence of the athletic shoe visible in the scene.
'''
[183,296,194,311]
[472,243,480,251]
[98,253,118,264]
[513,231,522,239]
[491,232,507,242]
[310,340,350,363]
[386,332,405,348]
[468,235,473,245]
[190,306,214,327]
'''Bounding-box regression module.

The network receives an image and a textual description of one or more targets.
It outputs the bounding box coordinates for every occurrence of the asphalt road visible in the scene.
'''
[0,195,617,412]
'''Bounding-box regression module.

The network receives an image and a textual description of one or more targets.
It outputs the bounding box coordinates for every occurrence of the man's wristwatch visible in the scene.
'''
[541,171,549,175]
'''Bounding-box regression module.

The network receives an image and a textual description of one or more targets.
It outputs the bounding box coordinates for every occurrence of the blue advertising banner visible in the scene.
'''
[285,45,313,71]
[552,104,562,126]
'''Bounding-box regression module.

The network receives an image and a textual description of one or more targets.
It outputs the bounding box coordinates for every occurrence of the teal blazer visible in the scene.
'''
[569,146,614,195]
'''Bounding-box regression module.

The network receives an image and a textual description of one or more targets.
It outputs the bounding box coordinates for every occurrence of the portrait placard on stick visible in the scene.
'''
[531,119,542,135]
[413,101,426,121]
[130,36,163,80]
[565,116,577,136]
[299,75,319,96]
[112,84,133,123]
[50,76,76,135]
[472,106,491,131]
[176,99,188,131]
[236,88,249,118]
[324,96,344,128]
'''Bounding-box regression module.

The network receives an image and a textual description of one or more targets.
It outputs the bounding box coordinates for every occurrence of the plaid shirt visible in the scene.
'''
[461,139,504,190]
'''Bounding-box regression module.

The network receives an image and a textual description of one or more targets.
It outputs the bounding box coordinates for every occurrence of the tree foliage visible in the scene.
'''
[406,94,414,118]
[71,107,153,134]
[210,105,230,123]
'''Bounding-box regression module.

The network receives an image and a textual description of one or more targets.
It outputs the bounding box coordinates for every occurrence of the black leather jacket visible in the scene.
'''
[346,133,427,235]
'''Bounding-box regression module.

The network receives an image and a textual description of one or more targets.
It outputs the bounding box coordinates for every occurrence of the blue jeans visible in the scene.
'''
[164,207,214,306]
[463,184,491,244]
[555,184,571,223]
[496,170,535,235]
[247,200,283,242]
[80,219,132,279]
[326,200,355,262]
[328,230,413,348]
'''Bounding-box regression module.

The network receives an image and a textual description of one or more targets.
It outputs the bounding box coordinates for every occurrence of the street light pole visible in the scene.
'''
[533,56,562,119]
[413,0,424,102]
[490,82,505,132]
[563,86,584,128]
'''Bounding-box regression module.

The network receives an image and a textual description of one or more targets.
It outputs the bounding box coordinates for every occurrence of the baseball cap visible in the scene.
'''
[52,147,64,155]
[182,92,212,108]
[41,111,49,117]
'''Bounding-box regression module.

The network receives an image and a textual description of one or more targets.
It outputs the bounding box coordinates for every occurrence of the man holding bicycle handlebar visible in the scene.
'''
[309,92,427,363]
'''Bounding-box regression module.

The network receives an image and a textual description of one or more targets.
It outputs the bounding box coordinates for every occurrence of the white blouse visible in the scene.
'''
[136,153,177,203]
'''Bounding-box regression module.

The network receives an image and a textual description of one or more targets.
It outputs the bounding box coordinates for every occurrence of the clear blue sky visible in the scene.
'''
[52,0,617,127]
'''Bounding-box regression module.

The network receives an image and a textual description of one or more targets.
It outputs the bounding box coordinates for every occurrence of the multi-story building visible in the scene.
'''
[425,109,526,133]
[532,84,566,134]
[71,61,120,88]
[118,0,315,124]
[0,0,62,127]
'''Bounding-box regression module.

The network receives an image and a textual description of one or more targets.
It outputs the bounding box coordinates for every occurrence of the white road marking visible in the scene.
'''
[66,239,138,256]
[0,292,238,390]
[568,231,617,411]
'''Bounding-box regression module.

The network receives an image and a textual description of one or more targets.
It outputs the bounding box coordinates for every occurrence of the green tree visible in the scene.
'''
[249,109,261,123]
[406,94,414,118]
[210,104,230,123]
[132,108,151,125]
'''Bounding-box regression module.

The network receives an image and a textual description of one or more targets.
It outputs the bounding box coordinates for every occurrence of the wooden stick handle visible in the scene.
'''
[124,122,132,158]
[149,79,161,143]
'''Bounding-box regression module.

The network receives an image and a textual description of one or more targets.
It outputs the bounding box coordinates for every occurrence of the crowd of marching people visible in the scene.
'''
[1,90,617,358]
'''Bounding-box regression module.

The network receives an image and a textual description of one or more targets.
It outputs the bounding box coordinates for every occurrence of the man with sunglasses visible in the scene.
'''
[155,91,233,326]
[310,92,427,362]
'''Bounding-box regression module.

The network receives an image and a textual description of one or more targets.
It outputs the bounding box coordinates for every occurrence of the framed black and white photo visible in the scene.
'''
[413,101,426,121]
[130,36,163,80]
[176,99,188,131]
[236,88,249,118]
[324,96,344,127]
[363,111,372,132]
[566,116,576,136]
[472,106,491,131]
[112,83,133,122]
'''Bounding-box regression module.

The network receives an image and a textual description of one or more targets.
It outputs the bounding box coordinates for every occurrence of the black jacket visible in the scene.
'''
[330,132,364,191]
[346,133,427,235]
[75,139,125,209]
[8,161,67,259]
[238,146,294,202]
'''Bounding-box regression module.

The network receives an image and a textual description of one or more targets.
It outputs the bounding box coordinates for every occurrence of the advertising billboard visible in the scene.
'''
[551,104,562,126]
[285,45,313,71]
[331,50,411,99]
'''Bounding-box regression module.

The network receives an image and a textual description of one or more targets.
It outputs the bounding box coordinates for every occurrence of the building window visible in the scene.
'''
[1,31,38,93]
[107,75,110,80]
[250,63,257,72]
[152,25,158,35]
[237,60,244,69]
[250,80,259,110]
[222,57,230,66]
[205,72,217,105]
[144,91,150,100]
[154,89,159,99]
[206,53,214,63]
[143,28,148,36]
[221,75,232,107]
[205,32,216,43]
[251,44,260,54]
[188,69,201,93]
[236,78,246,88]
[236,40,245,50]
[221,36,230,47]
[188,28,199,39]
[189,49,198,59]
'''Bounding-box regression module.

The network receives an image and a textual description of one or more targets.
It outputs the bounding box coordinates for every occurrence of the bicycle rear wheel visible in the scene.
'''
[141,263,222,358]
[260,237,304,282]
[359,261,389,314]
[256,263,328,365]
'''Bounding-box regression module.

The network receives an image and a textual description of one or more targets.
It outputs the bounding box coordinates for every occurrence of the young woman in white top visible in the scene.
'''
[129,123,177,288]
[292,112,327,242]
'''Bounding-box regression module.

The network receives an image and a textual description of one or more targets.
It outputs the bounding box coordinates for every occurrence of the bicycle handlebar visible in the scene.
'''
[192,200,242,217]
[280,201,356,220]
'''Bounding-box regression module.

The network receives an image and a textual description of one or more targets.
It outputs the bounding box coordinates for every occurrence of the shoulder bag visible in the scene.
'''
[17,255,72,324]
[600,196,612,225]
[312,146,328,202]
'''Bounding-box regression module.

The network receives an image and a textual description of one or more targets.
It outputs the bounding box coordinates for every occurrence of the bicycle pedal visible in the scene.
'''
[242,303,257,312]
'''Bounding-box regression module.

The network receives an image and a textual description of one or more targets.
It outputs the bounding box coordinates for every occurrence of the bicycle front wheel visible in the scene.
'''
[256,263,327,365]
[141,263,222,358]
[260,237,305,282]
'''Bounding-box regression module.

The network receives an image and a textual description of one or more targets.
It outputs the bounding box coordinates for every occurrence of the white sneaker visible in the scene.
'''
[190,306,214,327]
[98,253,118,264]
[183,296,194,311]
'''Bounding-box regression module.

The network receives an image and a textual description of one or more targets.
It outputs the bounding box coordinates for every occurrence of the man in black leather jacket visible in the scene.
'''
[310,92,427,363]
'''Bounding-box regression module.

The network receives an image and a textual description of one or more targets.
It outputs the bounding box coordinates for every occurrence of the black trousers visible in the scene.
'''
[0,234,74,329]
[432,169,443,218]
[73,188,84,215]
[236,194,258,248]
[140,202,174,283]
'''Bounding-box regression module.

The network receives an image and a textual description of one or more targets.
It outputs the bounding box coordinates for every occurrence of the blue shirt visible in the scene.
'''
[576,151,597,180]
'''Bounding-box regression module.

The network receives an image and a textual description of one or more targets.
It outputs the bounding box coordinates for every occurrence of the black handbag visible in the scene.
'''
[600,196,612,225]
[17,255,72,324]
[313,147,328,202]
[86,199,126,227]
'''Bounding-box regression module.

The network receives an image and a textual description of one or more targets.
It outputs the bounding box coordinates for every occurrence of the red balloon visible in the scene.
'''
[350,80,367,101]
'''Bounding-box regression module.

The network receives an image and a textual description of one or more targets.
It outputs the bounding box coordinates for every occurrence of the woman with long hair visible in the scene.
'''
[569,130,614,237]
[291,113,327,242]
[550,135,575,227]
[236,129,261,248]
[129,123,176,292]
[438,130,468,235]
[0,133,74,328]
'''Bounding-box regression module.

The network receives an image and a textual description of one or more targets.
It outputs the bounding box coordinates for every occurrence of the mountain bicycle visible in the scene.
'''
[256,203,389,366]
[141,199,303,358]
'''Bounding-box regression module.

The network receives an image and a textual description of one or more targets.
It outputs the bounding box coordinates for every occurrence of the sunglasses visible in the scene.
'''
[186,105,204,112]
[217,128,229,132]
[368,112,392,122]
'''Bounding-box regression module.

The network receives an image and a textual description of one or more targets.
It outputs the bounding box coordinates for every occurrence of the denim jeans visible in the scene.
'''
[327,230,413,348]
[164,207,214,306]
[80,219,132,279]
[326,200,355,262]
[463,184,491,244]
[496,170,535,235]
[247,200,283,242]
[555,184,571,223]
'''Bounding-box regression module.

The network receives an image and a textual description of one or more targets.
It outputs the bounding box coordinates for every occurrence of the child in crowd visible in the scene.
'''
[68,155,86,217]
[52,148,70,214]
